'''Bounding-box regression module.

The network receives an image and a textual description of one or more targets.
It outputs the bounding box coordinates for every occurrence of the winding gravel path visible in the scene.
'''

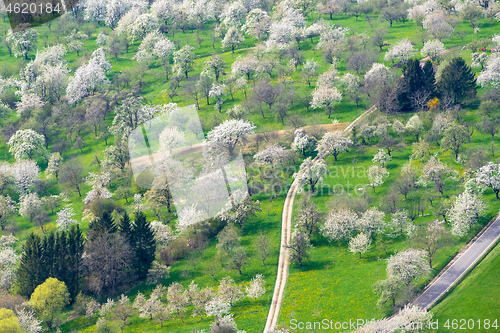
[263,106,377,333]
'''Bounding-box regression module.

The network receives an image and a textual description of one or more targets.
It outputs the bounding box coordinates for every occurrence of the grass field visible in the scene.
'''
[429,241,500,333]
[0,4,499,333]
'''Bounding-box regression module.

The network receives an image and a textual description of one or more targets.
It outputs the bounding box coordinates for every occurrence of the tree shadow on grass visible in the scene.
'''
[293,257,332,272]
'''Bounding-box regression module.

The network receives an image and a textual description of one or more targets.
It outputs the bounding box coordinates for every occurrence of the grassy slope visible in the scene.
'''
[0,8,499,333]
[279,107,500,329]
[428,242,500,333]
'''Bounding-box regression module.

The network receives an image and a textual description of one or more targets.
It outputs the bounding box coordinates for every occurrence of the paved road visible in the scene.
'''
[413,214,500,309]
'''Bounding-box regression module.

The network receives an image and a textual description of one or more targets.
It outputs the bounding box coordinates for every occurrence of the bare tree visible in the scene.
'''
[84,231,134,295]
[59,159,85,197]
[256,232,272,265]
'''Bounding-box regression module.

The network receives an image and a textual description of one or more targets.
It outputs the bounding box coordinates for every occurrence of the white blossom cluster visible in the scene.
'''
[56,207,79,230]
[17,309,43,333]
[7,129,47,162]
[150,220,177,246]
[84,172,113,204]
[254,144,288,167]
[386,248,430,286]
[245,274,265,301]
[316,131,353,160]
[477,54,500,89]
[66,48,111,104]
[448,189,486,237]
[384,39,416,64]
[0,234,18,289]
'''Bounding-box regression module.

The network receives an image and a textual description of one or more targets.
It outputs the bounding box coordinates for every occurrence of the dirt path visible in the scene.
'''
[263,106,377,333]
[129,122,347,170]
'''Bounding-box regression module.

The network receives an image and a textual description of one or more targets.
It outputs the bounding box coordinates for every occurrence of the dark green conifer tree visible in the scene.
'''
[398,59,425,111]
[67,225,85,301]
[16,234,45,296]
[422,61,436,95]
[42,232,56,277]
[89,212,117,236]
[438,57,476,103]
[132,212,156,280]
[55,231,69,285]
[119,212,134,246]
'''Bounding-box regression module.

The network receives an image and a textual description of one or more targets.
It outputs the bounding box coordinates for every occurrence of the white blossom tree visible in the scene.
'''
[245,274,265,302]
[86,300,101,318]
[447,189,486,237]
[206,119,256,157]
[358,207,386,237]
[316,24,349,50]
[316,131,353,161]
[0,236,18,289]
[147,261,171,284]
[0,198,16,231]
[221,0,247,27]
[66,48,111,104]
[173,45,195,78]
[493,34,500,48]
[127,14,159,42]
[84,172,112,204]
[321,208,358,242]
[19,192,42,221]
[15,93,45,117]
[476,162,500,199]
[231,55,258,80]
[372,148,392,166]
[301,59,320,86]
[159,126,185,154]
[205,297,231,319]
[111,97,166,137]
[363,63,393,96]
[177,204,203,232]
[384,39,416,64]
[421,39,446,61]
[471,52,489,70]
[209,83,226,113]
[254,144,288,167]
[392,304,433,333]
[7,129,47,161]
[310,85,342,119]
[222,27,245,54]
[287,225,313,266]
[12,160,39,194]
[242,8,270,39]
[389,210,413,238]
[217,276,244,305]
[266,20,302,51]
[423,11,454,40]
[477,54,500,89]
[368,165,389,192]
[56,207,78,230]
[339,73,362,106]
[6,28,39,59]
[405,114,424,141]
[386,248,430,287]
[317,64,338,87]
[291,129,315,155]
[46,152,63,180]
[16,308,43,333]
[348,232,371,258]
[293,157,328,193]
[418,154,453,196]
[150,221,176,246]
